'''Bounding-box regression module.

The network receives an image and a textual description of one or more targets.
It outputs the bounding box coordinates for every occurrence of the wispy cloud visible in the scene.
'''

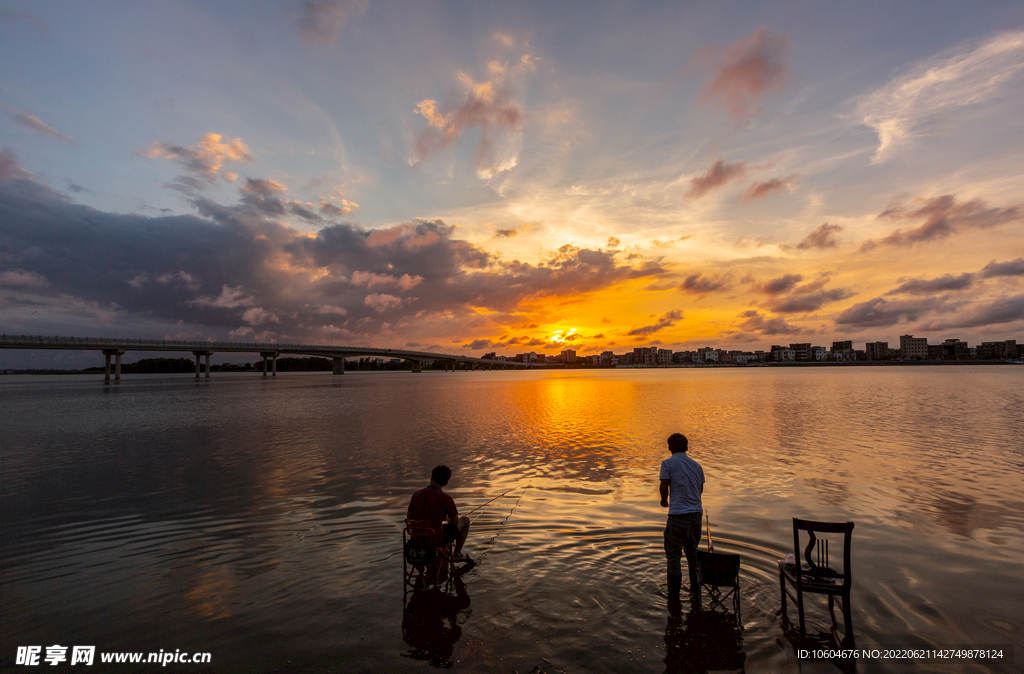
[0,268,49,288]
[857,30,1024,163]
[755,273,802,295]
[351,271,423,290]
[141,133,253,191]
[678,273,731,294]
[412,60,528,178]
[295,0,367,46]
[980,257,1024,278]
[921,294,1024,329]
[625,309,683,337]
[886,273,974,295]
[735,309,798,335]
[685,159,746,198]
[862,194,1021,250]
[0,104,75,143]
[0,9,49,34]
[834,296,945,328]
[192,285,255,309]
[691,27,789,125]
[795,223,842,250]
[364,292,404,313]
[741,174,797,202]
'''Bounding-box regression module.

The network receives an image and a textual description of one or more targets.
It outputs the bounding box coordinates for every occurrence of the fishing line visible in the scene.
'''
[470,482,530,524]
[469,482,530,565]
[464,482,532,518]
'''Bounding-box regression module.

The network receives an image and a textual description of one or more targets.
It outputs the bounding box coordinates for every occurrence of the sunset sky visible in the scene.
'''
[2,1,1023,364]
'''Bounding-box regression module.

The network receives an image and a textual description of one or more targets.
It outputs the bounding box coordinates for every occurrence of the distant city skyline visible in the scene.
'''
[2,1,1023,369]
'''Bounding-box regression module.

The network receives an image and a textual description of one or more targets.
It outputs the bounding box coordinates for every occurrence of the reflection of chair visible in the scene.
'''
[779,518,855,645]
[696,550,741,616]
[403,519,453,589]
[664,598,745,672]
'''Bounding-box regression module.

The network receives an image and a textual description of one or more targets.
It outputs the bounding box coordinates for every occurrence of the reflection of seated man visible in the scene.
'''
[402,575,471,667]
[407,465,473,563]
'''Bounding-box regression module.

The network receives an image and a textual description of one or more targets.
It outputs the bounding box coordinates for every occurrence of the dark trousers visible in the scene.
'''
[664,512,702,590]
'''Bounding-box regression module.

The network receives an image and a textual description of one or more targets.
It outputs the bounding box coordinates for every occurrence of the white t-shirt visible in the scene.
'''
[659,451,704,515]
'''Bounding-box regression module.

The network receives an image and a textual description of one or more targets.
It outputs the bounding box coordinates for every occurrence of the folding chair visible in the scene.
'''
[403,519,454,590]
[695,512,741,616]
[696,550,741,615]
[779,518,854,646]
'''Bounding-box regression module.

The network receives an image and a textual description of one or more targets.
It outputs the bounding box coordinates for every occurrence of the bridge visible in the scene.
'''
[0,335,544,383]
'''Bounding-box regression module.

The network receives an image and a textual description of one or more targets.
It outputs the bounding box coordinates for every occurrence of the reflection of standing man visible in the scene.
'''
[660,433,704,601]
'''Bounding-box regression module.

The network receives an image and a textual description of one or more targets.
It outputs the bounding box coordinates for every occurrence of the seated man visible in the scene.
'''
[407,465,473,564]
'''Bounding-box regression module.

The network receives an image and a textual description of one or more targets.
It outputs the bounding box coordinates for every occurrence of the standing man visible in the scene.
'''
[408,465,474,565]
[659,433,704,601]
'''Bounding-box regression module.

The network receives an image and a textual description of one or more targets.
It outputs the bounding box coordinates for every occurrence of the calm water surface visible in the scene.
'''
[2,367,1022,673]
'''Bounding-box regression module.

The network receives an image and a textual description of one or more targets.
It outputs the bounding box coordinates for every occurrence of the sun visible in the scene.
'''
[549,328,577,345]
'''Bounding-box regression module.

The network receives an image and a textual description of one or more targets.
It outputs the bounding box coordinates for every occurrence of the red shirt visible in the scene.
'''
[408,485,458,535]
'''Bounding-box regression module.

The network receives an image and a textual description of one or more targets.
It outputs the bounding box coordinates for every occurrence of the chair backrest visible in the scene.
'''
[792,518,854,584]
[404,519,444,566]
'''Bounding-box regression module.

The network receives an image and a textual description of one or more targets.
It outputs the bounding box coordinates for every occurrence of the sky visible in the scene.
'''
[2,0,1023,366]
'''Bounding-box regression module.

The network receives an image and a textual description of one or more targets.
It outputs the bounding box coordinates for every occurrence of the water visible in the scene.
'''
[2,367,1022,672]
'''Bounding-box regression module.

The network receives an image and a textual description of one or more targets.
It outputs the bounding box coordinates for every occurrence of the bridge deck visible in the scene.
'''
[0,335,540,367]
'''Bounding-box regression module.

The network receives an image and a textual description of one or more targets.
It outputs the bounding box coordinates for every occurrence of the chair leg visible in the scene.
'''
[796,589,806,636]
[842,591,855,648]
[779,569,787,617]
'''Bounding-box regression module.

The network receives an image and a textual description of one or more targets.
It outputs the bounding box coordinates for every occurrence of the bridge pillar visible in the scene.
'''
[411,359,421,373]
[102,349,125,384]
[333,357,345,375]
[192,351,212,379]
[260,351,278,378]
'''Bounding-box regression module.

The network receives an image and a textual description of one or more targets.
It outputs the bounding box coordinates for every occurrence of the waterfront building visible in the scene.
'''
[977,340,1018,359]
[789,343,811,361]
[633,346,658,366]
[811,346,828,361]
[695,347,719,363]
[770,345,795,362]
[864,341,889,360]
[900,335,929,359]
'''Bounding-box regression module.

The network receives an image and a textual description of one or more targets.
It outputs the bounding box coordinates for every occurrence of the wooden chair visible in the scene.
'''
[778,518,854,645]
[403,519,454,590]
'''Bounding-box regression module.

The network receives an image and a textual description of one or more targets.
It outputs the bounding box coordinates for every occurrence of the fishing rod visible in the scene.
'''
[706,510,714,553]
[464,482,532,518]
